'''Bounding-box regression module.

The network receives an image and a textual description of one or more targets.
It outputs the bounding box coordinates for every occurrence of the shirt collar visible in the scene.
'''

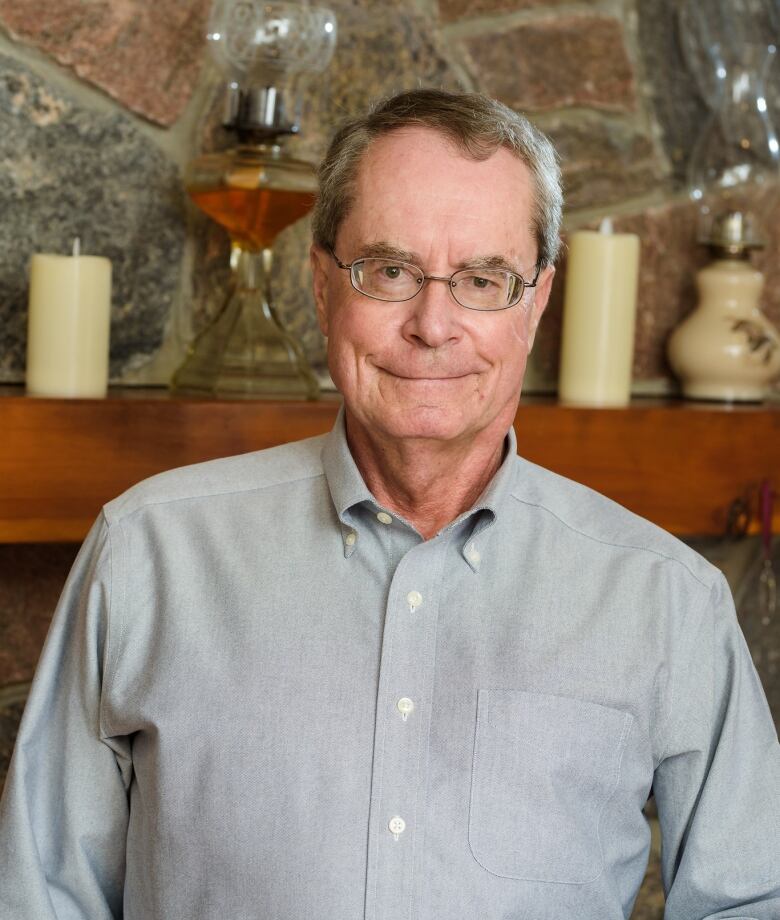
[321,403,519,567]
[445,422,518,571]
[321,404,376,522]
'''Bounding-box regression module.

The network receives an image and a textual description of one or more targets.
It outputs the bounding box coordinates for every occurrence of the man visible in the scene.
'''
[1,89,778,919]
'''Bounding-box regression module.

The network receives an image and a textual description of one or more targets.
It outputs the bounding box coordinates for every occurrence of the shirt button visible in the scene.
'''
[388,816,406,839]
[397,697,415,720]
[406,590,422,610]
[376,511,393,525]
[345,531,357,546]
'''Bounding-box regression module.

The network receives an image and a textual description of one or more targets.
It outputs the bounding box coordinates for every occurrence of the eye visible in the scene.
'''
[367,260,415,284]
[465,273,499,289]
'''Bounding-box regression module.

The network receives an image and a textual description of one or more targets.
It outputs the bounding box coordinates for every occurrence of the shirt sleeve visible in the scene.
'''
[653,570,780,919]
[0,513,131,920]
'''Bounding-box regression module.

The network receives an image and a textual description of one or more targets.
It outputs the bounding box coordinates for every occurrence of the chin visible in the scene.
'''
[369,404,474,442]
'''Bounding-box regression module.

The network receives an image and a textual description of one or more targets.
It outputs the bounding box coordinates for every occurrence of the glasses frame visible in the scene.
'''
[328,247,541,312]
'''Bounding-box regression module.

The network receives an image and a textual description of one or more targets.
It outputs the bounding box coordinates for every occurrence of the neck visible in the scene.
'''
[344,409,510,540]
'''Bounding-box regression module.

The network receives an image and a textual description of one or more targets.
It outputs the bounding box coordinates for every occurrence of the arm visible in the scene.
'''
[653,571,780,919]
[0,514,131,919]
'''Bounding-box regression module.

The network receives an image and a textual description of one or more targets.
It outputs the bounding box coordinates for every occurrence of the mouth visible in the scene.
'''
[379,368,475,381]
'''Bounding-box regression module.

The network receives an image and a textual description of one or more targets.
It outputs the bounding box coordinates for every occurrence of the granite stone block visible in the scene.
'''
[0,542,78,685]
[0,54,186,382]
[440,0,569,22]
[544,115,669,212]
[636,0,708,187]
[632,803,664,919]
[459,14,637,114]
[732,538,780,733]
[0,684,28,794]
[0,0,209,126]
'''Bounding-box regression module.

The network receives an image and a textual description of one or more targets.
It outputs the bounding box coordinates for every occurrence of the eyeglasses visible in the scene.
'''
[329,248,540,312]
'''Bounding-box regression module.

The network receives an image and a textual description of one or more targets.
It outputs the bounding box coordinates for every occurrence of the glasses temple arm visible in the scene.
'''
[327,246,352,271]
[525,262,543,288]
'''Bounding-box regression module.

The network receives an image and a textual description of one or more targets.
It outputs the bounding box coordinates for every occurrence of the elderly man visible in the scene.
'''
[1,89,778,919]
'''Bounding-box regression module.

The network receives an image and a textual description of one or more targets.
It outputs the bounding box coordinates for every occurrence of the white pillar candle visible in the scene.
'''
[558,219,640,407]
[26,240,112,398]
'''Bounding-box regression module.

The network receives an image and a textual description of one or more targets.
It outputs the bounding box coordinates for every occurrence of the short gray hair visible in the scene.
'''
[312,88,563,267]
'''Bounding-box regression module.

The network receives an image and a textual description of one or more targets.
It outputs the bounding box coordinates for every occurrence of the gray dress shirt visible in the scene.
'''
[1,408,778,919]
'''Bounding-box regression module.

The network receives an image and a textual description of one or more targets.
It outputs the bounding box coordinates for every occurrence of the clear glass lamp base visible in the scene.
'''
[172,247,320,400]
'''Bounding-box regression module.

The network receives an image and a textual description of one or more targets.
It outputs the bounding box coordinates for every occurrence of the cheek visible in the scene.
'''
[328,299,397,355]
[326,310,364,363]
[473,311,532,370]
[471,314,533,403]
[325,302,396,390]
[325,315,358,384]
[507,304,535,347]
[508,313,535,373]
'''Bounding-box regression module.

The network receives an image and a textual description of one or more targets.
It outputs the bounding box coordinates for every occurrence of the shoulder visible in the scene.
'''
[510,455,720,592]
[102,433,328,527]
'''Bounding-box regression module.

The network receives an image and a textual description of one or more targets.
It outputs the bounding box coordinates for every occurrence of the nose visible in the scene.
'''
[401,276,462,350]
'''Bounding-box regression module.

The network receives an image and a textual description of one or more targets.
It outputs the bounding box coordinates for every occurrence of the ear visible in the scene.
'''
[526,264,555,352]
[310,244,331,337]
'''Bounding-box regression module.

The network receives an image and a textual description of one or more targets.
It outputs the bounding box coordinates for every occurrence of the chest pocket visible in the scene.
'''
[468,688,633,884]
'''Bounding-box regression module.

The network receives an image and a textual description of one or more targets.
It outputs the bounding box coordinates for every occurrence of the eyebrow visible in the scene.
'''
[355,241,526,275]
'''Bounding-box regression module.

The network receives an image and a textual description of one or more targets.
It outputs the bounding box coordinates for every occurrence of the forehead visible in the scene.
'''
[342,126,536,261]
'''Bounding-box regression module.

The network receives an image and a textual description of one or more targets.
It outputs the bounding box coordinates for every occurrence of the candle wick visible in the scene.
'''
[72,237,80,258]
[599,217,613,235]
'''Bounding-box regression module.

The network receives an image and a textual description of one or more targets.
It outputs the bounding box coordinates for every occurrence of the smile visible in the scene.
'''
[380,368,475,381]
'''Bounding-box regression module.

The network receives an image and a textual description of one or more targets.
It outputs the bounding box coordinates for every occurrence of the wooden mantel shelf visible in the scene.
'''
[2,386,779,542]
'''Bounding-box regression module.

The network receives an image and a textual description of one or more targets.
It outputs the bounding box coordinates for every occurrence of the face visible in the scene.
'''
[311,127,555,450]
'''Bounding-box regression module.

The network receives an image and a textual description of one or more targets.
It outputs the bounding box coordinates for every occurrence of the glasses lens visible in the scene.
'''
[451,269,524,310]
[352,259,424,301]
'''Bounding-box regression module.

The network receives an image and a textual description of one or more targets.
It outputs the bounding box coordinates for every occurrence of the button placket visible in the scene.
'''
[364,536,447,920]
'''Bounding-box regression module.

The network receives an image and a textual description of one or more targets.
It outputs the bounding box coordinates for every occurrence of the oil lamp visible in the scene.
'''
[667,210,780,401]
[172,0,337,398]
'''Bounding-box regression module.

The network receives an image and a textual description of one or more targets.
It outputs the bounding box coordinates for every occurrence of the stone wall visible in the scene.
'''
[2,3,780,918]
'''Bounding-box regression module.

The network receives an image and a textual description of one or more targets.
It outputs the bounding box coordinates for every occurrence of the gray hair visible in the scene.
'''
[311,88,563,267]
